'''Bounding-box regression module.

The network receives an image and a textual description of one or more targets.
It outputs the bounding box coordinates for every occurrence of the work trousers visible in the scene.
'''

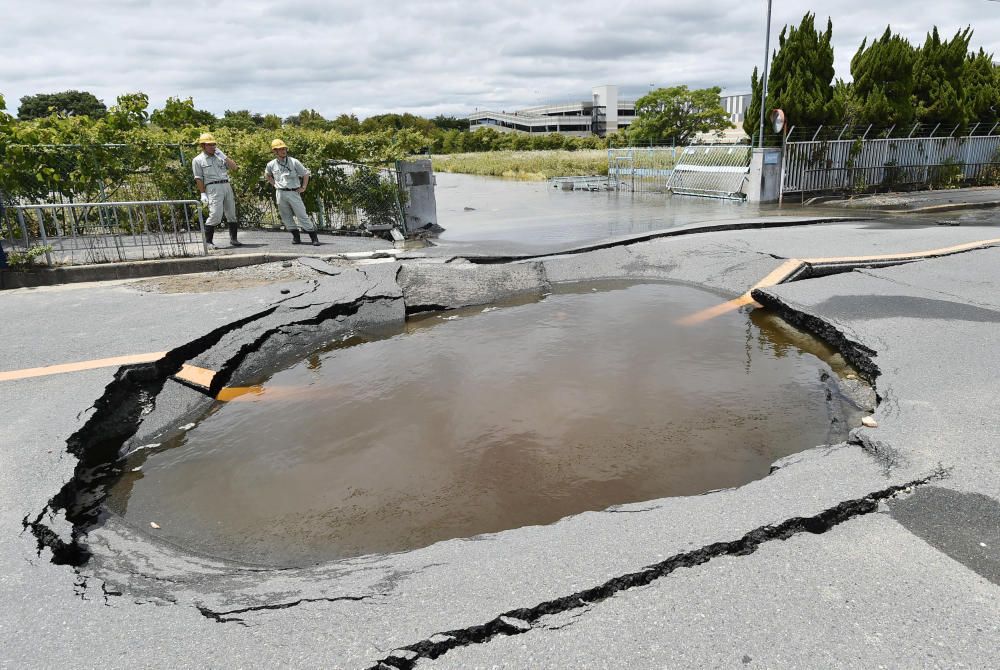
[205,182,237,227]
[276,190,316,231]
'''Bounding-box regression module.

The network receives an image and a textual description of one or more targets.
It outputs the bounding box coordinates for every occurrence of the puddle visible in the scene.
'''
[106,282,863,566]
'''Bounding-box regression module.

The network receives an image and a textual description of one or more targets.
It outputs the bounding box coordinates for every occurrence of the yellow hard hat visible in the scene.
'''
[271,139,288,150]
[196,132,217,145]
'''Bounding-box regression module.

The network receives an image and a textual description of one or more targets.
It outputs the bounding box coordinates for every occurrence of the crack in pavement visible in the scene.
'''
[197,593,387,625]
[23,275,398,569]
[365,473,947,670]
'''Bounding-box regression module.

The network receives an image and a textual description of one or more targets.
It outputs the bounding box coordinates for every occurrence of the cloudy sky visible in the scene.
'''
[4,0,999,119]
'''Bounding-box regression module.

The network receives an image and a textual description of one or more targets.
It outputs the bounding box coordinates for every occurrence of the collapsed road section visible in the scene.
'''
[4,219,1000,668]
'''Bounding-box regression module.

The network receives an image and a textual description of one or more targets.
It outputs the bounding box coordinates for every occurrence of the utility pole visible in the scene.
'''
[757,0,774,148]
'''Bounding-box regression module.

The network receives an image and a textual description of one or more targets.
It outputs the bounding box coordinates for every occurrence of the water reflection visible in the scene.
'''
[107,281,862,566]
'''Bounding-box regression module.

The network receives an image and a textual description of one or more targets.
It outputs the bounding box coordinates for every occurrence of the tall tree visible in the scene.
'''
[743,67,763,140]
[150,97,216,129]
[850,27,917,127]
[764,13,837,130]
[18,90,107,119]
[913,27,973,126]
[628,85,730,145]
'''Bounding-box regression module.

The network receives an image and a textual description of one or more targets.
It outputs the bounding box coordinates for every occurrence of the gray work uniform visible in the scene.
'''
[192,152,237,227]
[264,156,315,232]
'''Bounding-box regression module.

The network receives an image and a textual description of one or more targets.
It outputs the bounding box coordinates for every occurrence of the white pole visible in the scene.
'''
[758,0,773,149]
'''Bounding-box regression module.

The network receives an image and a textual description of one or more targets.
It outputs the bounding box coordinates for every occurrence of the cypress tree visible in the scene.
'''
[743,67,762,140]
[850,27,916,127]
[962,48,1000,124]
[913,27,973,126]
[765,13,837,129]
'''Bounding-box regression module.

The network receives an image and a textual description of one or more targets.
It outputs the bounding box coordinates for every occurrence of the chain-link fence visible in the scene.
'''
[315,161,405,233]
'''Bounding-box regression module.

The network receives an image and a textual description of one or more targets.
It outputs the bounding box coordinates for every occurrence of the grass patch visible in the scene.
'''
[431,150,610,181]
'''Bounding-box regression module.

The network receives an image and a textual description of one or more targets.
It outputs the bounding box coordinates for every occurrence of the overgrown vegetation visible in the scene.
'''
[432,150,609,180]
[5,244,52,269]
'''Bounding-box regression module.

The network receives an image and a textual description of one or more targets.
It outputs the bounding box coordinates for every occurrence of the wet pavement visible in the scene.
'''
[2,188,1000,668]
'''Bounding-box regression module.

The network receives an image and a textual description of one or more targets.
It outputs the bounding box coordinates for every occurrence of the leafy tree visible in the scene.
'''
[105,92,149,131]
[150,97,216,129]
[430,115,470,131]
[851,27,917,127]
[217,110,283,131]
[963,48,1000,124]
[330,113,361,134]
[285,109,330,130]
[627,85,730,145]
[359,113,437,135]
[18,90,107,120]
[913,27,973,126]
[259,114,282,130]
[764,13,837,130]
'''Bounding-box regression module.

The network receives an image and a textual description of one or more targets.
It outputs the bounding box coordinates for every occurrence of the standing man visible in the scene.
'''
[192,132,241,248]
[265,139,319,246]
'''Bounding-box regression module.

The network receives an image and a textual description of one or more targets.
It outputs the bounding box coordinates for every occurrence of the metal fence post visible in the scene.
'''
[196,204,208,256]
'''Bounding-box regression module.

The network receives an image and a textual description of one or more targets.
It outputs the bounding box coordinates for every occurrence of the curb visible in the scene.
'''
[0,253,310,290]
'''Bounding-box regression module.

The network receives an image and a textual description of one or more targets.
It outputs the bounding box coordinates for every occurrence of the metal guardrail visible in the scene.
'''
[666,145,752,200]
[1,199,207,267]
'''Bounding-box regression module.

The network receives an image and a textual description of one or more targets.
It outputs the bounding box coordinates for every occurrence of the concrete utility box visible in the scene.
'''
[396,160,439,235]
[746,148,783,203]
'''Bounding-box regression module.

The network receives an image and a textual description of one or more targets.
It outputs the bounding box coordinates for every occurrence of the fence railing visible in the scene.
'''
[782,133,1000,196]
[1,200,207,267]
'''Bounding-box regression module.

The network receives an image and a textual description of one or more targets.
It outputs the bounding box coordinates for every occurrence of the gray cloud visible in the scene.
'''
[2,0,998,119]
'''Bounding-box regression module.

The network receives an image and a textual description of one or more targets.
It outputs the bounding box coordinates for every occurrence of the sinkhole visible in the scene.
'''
[105,281,866,566]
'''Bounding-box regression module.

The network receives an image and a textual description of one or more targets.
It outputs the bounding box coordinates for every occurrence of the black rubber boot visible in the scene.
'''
[291,230,302,245]
[308,231,320,246]
[204,225,216,247]
[228,221,242,247]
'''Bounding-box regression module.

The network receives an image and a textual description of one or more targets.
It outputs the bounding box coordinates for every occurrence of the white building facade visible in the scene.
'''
[470,86,752,139]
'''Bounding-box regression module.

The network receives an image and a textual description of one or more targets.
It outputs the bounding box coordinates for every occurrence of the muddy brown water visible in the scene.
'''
[107,282,863,567]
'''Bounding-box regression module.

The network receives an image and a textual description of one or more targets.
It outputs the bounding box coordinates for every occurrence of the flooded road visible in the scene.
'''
[108,282,863,566]
[436,173,775,247]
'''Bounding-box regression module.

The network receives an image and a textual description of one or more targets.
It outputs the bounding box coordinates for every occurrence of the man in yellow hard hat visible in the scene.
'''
[192,132,241,247]
[264,139,319,246]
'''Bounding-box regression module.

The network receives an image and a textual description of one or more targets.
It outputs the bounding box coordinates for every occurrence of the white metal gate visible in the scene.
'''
[666,145,752,200]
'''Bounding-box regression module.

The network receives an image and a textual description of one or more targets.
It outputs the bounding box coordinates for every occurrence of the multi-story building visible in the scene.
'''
[469,86,752,139]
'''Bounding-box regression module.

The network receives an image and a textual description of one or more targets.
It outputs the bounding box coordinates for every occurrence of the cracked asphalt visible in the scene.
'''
[2,215,1000,668]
